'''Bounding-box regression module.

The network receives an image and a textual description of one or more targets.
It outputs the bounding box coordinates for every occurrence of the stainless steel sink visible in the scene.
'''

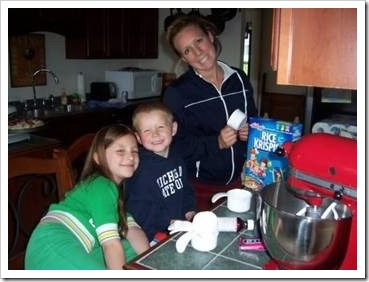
[23,104,87,119]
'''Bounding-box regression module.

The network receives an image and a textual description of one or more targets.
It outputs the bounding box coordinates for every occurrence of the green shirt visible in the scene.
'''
[43,175,138,252]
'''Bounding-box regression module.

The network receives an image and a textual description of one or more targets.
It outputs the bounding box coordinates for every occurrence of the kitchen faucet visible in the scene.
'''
[32,68,60,111]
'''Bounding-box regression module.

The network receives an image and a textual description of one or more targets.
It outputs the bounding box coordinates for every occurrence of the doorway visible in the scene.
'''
[241,9,262,112]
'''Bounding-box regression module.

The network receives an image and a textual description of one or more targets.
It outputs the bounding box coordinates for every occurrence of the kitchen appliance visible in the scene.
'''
[89,82,117,101]
[259,133,357,270]
[105,68,162,101]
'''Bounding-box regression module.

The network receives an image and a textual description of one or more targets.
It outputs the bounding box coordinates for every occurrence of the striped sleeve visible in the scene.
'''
[127,213,140,228]
[96,223,120,245]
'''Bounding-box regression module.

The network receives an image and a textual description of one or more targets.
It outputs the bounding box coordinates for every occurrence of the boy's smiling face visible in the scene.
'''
[135,109,177,158]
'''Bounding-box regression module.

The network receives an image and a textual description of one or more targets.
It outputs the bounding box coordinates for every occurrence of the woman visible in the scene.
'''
[25,124,150,269]
[163,15,258,211]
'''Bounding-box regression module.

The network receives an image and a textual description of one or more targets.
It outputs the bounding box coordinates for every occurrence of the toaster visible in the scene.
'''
[89,82,117,101]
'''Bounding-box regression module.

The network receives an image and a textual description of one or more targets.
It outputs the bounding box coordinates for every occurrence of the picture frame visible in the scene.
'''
[9,34,46,87]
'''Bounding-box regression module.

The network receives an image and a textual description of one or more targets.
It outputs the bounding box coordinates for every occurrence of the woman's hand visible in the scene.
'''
[238,123,249,141]
[218,126,238,149]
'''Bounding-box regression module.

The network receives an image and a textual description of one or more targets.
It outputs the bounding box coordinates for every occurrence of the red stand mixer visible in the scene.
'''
[260,133,357,270]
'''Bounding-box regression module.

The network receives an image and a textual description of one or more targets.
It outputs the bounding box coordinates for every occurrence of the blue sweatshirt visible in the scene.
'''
[125,145,196,241]
[163,61,258,186]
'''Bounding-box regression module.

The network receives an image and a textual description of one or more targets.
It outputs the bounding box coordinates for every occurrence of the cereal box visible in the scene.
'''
[242,117,303,190]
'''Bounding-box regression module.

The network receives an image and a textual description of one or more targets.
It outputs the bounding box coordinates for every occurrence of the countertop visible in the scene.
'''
[10,97,161,120]
[124,196,272,270]
[9,97,161,147]
[25,101,137,120]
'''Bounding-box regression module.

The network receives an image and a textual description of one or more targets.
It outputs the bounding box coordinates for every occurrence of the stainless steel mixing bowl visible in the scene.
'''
[258,181,352,269]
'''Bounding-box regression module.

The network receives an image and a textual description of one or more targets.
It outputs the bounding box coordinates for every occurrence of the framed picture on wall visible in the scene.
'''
[9,34,46,87]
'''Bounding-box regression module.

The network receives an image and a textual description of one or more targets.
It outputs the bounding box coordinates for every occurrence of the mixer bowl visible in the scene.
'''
[258,181,352,270]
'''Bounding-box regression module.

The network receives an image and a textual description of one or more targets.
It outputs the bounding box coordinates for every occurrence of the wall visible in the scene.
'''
[8,8,247,102]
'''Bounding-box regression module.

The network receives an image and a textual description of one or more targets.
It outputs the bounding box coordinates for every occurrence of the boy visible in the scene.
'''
[125,102,196,244]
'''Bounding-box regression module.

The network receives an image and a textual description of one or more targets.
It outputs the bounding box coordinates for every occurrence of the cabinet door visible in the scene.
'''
[85,8,107,58]
[120,8,159,58]
[106,9,125,58]
[65,8,158,59]
[271,8,357,90]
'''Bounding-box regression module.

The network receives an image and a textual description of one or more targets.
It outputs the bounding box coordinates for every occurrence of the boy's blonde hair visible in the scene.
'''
[132,101,174,131]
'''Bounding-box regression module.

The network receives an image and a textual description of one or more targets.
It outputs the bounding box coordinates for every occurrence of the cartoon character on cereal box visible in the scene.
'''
[246,148,259,172]
[246,150,269,179]
[255,157,268,178]
[242,117,302,191]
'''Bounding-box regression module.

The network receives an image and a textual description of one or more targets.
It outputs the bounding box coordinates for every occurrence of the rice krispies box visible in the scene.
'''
[242,117,303,190]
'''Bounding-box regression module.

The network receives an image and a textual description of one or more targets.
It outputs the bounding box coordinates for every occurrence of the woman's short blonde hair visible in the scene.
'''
[166,14,222,58]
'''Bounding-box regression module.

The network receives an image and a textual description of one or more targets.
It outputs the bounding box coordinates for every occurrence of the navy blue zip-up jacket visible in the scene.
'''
[163,62,258,186]
[125,145,196,241]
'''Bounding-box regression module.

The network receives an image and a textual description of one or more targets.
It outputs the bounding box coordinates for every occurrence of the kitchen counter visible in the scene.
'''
[124,196,272,270]
[27,99,158,120]
[17,98,160,147]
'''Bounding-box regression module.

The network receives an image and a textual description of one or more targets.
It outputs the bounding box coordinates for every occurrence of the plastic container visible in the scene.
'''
[217,217,255,232]
[77,72,86,102]
[238,236,266,251]
[60,89,68,106]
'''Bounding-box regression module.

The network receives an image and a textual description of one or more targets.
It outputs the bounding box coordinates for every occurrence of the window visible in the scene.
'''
[243,22,252,76]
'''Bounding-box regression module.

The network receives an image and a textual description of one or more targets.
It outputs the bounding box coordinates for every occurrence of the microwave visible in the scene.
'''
[105,69,162,100]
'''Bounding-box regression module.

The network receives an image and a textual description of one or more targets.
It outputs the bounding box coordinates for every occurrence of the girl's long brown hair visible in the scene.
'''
[80,124,136,235]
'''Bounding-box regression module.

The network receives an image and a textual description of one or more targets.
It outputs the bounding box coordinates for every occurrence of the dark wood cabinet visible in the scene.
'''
[118,8,159,58]
[8,8,85,37]
[260,92,306,124]
[65,8,159,59]
[8,8,159,59]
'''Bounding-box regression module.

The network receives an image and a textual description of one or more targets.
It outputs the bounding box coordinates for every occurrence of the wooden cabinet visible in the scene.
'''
[65,8,158,59]
[271,8,357,90]
[260,92,306,123]
[8,8,158,59]
[8,8,84,37]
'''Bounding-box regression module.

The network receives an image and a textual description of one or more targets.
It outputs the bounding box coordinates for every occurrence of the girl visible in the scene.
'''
[25,124,150,270]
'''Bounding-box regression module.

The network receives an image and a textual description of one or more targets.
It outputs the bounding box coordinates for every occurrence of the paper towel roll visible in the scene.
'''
[312,122,331,134]
[347,125,357,135]
[77,72,85,102]
[329,124,346,135]
[312,121,356,139]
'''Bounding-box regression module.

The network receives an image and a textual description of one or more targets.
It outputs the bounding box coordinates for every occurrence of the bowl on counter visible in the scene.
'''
[258,181,352,270]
